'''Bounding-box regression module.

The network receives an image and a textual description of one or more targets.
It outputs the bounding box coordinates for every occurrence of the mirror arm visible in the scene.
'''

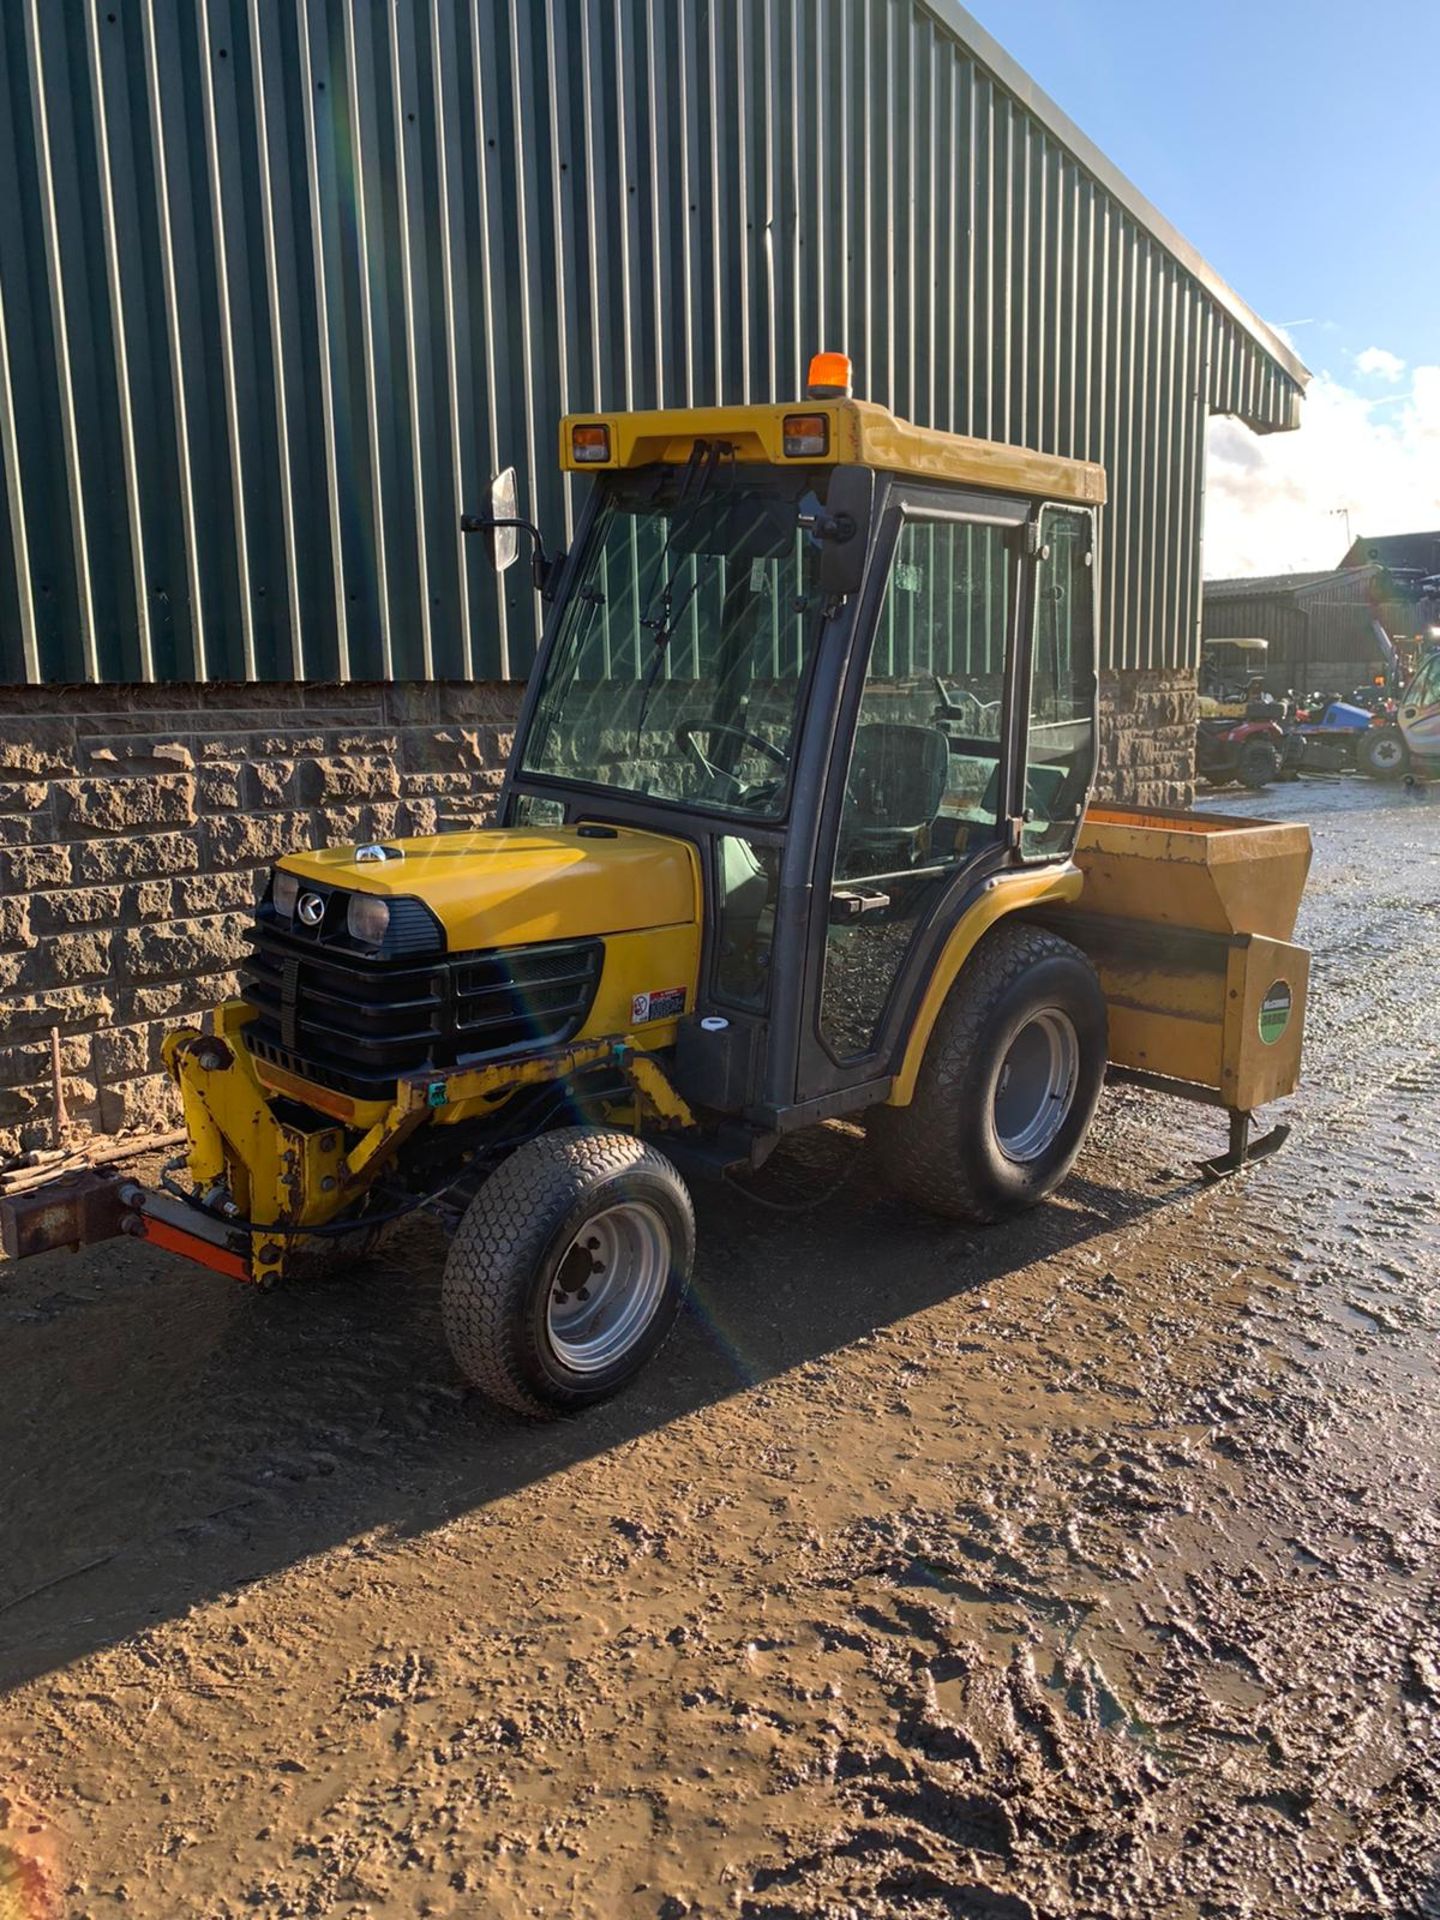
[459,514,561,597]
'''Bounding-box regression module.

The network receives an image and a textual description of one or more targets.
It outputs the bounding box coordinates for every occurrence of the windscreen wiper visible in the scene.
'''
[632,441,733,747]
[638,439,731,645]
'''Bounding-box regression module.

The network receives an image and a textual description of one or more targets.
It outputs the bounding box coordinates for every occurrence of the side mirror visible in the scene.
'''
[813,465,874,599]
[486,467,519,573]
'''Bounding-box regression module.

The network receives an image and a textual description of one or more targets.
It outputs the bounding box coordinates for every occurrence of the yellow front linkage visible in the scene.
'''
[163,1002,696,1287]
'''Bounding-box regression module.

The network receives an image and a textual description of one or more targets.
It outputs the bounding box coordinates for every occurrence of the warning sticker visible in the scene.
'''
[1259,980,1292,1045]
[631,986,686,1025]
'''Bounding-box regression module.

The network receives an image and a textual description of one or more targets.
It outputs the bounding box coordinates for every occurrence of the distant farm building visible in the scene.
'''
[1203,562,1421,693]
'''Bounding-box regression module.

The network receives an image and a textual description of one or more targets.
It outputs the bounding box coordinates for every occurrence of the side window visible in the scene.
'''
[1023,507,1096,859]
[819,519,1011,1060]
[1406,654,1440,709]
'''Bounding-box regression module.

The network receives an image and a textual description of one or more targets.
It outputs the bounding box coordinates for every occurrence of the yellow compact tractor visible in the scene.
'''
[3,355,1312,1415]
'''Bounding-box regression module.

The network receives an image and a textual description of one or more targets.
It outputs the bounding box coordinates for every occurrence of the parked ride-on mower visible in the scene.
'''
[1,356,1313,1416]
[1195,638,1294,790]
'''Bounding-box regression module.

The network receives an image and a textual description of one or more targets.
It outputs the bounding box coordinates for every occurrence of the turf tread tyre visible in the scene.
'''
[869,923,1106,1224]
[442,1127,694,1417]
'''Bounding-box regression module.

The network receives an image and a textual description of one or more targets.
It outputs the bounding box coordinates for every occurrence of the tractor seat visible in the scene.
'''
[840,721,950,876]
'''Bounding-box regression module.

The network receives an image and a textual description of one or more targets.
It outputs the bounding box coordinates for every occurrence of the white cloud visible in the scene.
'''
[1204,366,1440,578]
[1354,345,1406,382]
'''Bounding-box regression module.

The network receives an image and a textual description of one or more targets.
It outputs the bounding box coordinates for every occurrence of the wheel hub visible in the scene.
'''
[546,1202,670,1374]
[994,1008,1080,1162]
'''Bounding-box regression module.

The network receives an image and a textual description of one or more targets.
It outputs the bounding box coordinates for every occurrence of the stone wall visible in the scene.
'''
[1097,667,1197,811]
[0,682,522,1158]
[1,665,1195,1156]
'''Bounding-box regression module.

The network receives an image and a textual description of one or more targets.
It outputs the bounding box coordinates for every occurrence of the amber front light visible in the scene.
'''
[782,412,829,457]
[571,422,611,463]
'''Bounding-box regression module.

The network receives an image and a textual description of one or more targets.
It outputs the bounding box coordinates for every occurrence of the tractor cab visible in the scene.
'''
[496,352,1103,1123]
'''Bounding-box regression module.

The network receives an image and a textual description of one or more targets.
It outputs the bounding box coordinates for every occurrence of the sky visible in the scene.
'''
[964,0,1440,578]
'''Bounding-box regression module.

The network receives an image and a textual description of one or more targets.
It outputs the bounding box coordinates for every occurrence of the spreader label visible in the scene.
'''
[1259,980,1292,1045]
[632,986,686,1025]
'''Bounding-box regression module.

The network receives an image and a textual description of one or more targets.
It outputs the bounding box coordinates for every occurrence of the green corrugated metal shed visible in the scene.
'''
[0,0,1306,688]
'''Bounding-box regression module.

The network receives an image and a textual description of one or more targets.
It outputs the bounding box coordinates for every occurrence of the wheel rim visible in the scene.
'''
[994,1009,1080,1162]
[545,1201,671,1374]
[1371,736,1404,769]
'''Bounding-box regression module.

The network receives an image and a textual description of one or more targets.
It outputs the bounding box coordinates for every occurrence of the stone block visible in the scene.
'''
[93,1023,151,1082]
[0,1074,98,1129]
[119,912,253,983]
[170,870,263,917]
[99,1072,179,1135]
[0,780,50,813]
[54,773,197,835]
[84,738,196,772]
[197,763,244,812]
[72,831,200,883]
[206,810,313,869]
[397,797,439,838]
[0,813,49,846]
[3,843,73,891]
[1,986,115,1036]
[0,1032,91,1089]
[0,896,33,950]
[303,756,402,805]
[127,973,241,1022]
[439,683,524,725]
[333,732,399,756]
[0,719,78,777]
[29,886,124,932]
[317,803,401,847]
[251,733,326,758]
[247,760,299,808]
[47,929,117,983]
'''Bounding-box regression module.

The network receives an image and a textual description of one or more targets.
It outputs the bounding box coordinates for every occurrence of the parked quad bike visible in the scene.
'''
[1196,715,1288,791]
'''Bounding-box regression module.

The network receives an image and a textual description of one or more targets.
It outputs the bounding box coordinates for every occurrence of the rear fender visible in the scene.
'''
[886,866,1084,1106]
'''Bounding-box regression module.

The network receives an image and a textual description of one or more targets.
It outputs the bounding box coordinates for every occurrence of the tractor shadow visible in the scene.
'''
[1,1112,1199,1692]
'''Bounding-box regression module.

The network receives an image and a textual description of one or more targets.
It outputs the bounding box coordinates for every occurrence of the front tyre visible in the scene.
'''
[1361,726,1409,779]
[869,924,1107,1223]
[442,1128,695,1416]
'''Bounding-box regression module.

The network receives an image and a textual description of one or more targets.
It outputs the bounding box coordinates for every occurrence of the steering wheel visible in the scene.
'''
[678,722,790,795]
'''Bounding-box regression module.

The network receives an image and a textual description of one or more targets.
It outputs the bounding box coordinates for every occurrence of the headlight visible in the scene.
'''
[272,870,299,918]
[346,893,391,947]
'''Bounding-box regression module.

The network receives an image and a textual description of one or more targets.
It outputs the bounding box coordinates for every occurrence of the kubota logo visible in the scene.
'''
[297,893,325,927]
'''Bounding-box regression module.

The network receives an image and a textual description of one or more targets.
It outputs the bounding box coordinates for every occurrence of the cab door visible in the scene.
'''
[792,486,1030,1103]
[1398,652,1440,760]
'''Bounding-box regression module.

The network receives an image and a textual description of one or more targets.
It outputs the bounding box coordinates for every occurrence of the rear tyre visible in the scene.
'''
[1237,737,1281,789]
[442,1127,695,1416]
[1361,727,1409,779]
[869,923,1107,1224]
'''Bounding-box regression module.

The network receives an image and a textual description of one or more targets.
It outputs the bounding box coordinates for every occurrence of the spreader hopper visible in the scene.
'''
[1043,805,1313,1176]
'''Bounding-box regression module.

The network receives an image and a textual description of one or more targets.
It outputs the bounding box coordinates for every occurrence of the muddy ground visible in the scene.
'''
[2,775,1438,1920]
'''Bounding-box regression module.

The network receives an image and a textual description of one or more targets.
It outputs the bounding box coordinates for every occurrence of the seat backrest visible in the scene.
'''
[980,759,1068,819]
[847,722,950,831]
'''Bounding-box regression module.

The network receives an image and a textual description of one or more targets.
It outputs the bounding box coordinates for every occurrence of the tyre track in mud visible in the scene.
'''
[2,779,1438,1919]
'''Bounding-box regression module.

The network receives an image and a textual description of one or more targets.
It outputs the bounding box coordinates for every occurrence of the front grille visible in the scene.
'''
[240,923,604,1099]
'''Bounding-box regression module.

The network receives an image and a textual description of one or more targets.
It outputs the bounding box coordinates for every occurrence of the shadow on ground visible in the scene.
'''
[0,1120,1183,1692]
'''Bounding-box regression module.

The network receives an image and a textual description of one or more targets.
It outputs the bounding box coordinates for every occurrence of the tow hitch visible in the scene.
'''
[0,1172,253,1282]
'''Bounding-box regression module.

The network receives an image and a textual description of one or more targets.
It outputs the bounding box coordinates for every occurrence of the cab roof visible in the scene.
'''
[558,399,1106,506]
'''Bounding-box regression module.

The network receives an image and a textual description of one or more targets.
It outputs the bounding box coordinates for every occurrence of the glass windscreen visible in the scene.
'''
[519,467,830,819]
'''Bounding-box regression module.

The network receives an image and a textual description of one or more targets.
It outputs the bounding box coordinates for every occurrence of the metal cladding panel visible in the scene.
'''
[0,0,1304,687]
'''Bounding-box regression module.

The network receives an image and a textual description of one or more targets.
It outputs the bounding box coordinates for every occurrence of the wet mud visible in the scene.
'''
[2,776,1438,1918]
